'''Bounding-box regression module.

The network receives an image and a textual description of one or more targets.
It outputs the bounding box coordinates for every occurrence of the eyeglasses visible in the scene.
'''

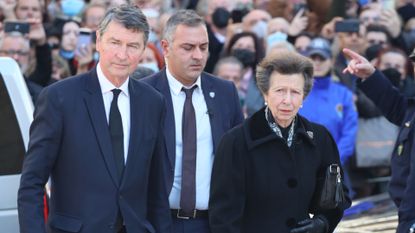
[0,50,30,56]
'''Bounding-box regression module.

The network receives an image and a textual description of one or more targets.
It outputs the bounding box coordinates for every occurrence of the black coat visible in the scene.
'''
[359,70,415,233]
[209,108,351,233]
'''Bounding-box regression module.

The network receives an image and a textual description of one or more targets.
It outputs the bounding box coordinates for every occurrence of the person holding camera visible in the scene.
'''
[342,47,415,233]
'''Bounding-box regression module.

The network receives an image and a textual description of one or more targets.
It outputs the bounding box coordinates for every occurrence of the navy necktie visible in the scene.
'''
[180,86,197,216]
[109,89,124,179]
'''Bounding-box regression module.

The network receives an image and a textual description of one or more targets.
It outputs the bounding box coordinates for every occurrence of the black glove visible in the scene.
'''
[290,215,328,233]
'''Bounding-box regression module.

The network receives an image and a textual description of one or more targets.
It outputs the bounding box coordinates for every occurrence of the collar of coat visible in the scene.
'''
[243,107,317,150]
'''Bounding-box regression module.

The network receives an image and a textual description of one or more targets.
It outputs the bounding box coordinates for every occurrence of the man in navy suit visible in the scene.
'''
[141,9,243,233]
[18,5,170,233]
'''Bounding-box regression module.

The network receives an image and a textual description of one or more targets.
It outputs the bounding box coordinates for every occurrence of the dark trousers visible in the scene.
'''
[172,217,210,233]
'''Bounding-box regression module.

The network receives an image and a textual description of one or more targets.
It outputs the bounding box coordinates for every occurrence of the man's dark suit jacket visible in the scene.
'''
[18,69,171,233]
[141,69,244,192]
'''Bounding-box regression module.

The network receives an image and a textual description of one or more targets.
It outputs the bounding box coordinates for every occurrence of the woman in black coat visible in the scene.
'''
[209,51,351,233]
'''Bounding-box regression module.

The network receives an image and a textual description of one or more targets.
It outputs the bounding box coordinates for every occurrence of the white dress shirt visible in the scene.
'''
[97,63,131,164]
[166,68,214,210]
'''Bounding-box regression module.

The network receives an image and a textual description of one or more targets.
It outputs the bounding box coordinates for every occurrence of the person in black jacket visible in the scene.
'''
[209,51,351,233]
[343,47,415,233]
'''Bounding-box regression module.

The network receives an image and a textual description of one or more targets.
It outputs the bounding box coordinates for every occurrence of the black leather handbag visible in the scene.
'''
[319,164,346,209]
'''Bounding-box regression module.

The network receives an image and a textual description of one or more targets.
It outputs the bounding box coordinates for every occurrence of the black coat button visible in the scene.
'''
[287,178,298,188]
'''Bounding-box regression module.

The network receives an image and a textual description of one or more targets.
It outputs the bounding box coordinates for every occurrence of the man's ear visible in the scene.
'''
[161,39,169,57]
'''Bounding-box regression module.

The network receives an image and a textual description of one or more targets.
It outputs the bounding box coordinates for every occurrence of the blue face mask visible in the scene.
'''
[61,0,85,17]
[60,49,75,59]
[266,31,288,48]
[139,62,159,72]
[148,30,158,43]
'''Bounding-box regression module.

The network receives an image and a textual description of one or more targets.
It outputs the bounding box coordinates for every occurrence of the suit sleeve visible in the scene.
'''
[209,130,245,233]
[358,70,408,125]
[311,127,352,233]
[18,87,63,233]
[147,98,172,233]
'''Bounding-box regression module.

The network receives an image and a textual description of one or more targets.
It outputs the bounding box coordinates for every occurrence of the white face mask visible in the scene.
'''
[138,62,159,72]
[251,20,267,39]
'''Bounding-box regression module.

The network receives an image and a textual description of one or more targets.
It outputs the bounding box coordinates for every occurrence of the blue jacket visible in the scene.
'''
[300,76,358,164]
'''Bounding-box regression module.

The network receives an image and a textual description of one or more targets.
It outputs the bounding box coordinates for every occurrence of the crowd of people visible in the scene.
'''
[1,0,415,232]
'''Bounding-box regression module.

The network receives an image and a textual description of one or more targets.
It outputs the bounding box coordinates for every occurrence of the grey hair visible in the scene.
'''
[213,56,243,76]
[162,9,205,43]
[0,32,30,51]
[97,4,149,44]
[256,51,314,99]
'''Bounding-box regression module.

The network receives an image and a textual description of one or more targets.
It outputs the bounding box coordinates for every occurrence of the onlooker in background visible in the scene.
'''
[213,56,244,106]
[364,24,391,51]
[56,18,81,75]
[266,17,289,36]
[299,37,358,196]
[138,42,164,73]
[294,32,313,54]
[49,18,95,76]
[225,31,265,116]
[214,56,244,89]
[14,0,43,21]
[241,9,271,39]
[376,47,415,97]
[204,7,230,73]
[82,2,106,31]
[142,9,243,233]
[51,53,71,81]
[265,17,290,52]
[0,32,42,102]
[343,47,415,233]
[2,0,52,87]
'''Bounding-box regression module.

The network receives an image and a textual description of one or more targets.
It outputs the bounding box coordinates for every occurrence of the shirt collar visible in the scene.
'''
[165,66,202,96]
[97,62,129,97]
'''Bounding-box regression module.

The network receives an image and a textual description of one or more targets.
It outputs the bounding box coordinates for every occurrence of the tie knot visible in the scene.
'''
[182,86,197,99]
[112,89,122,100]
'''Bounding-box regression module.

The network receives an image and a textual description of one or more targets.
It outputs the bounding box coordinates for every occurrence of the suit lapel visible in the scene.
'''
[201,74,221,151]
[155,71,176,169]
[121,80,143,186]
[83,70,119,187]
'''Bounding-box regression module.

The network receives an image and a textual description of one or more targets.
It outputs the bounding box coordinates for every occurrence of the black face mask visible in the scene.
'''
[232,49,256,68]
[365,44,383,62]
[230,8,249,23]
[382,68,402,88]
[212,7,230,29]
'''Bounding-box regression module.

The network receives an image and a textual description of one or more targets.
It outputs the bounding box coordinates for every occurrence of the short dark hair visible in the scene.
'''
[256,51,314,98]
[365,24,391,43]
[97,4,149,43]
[163,9,205,43]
